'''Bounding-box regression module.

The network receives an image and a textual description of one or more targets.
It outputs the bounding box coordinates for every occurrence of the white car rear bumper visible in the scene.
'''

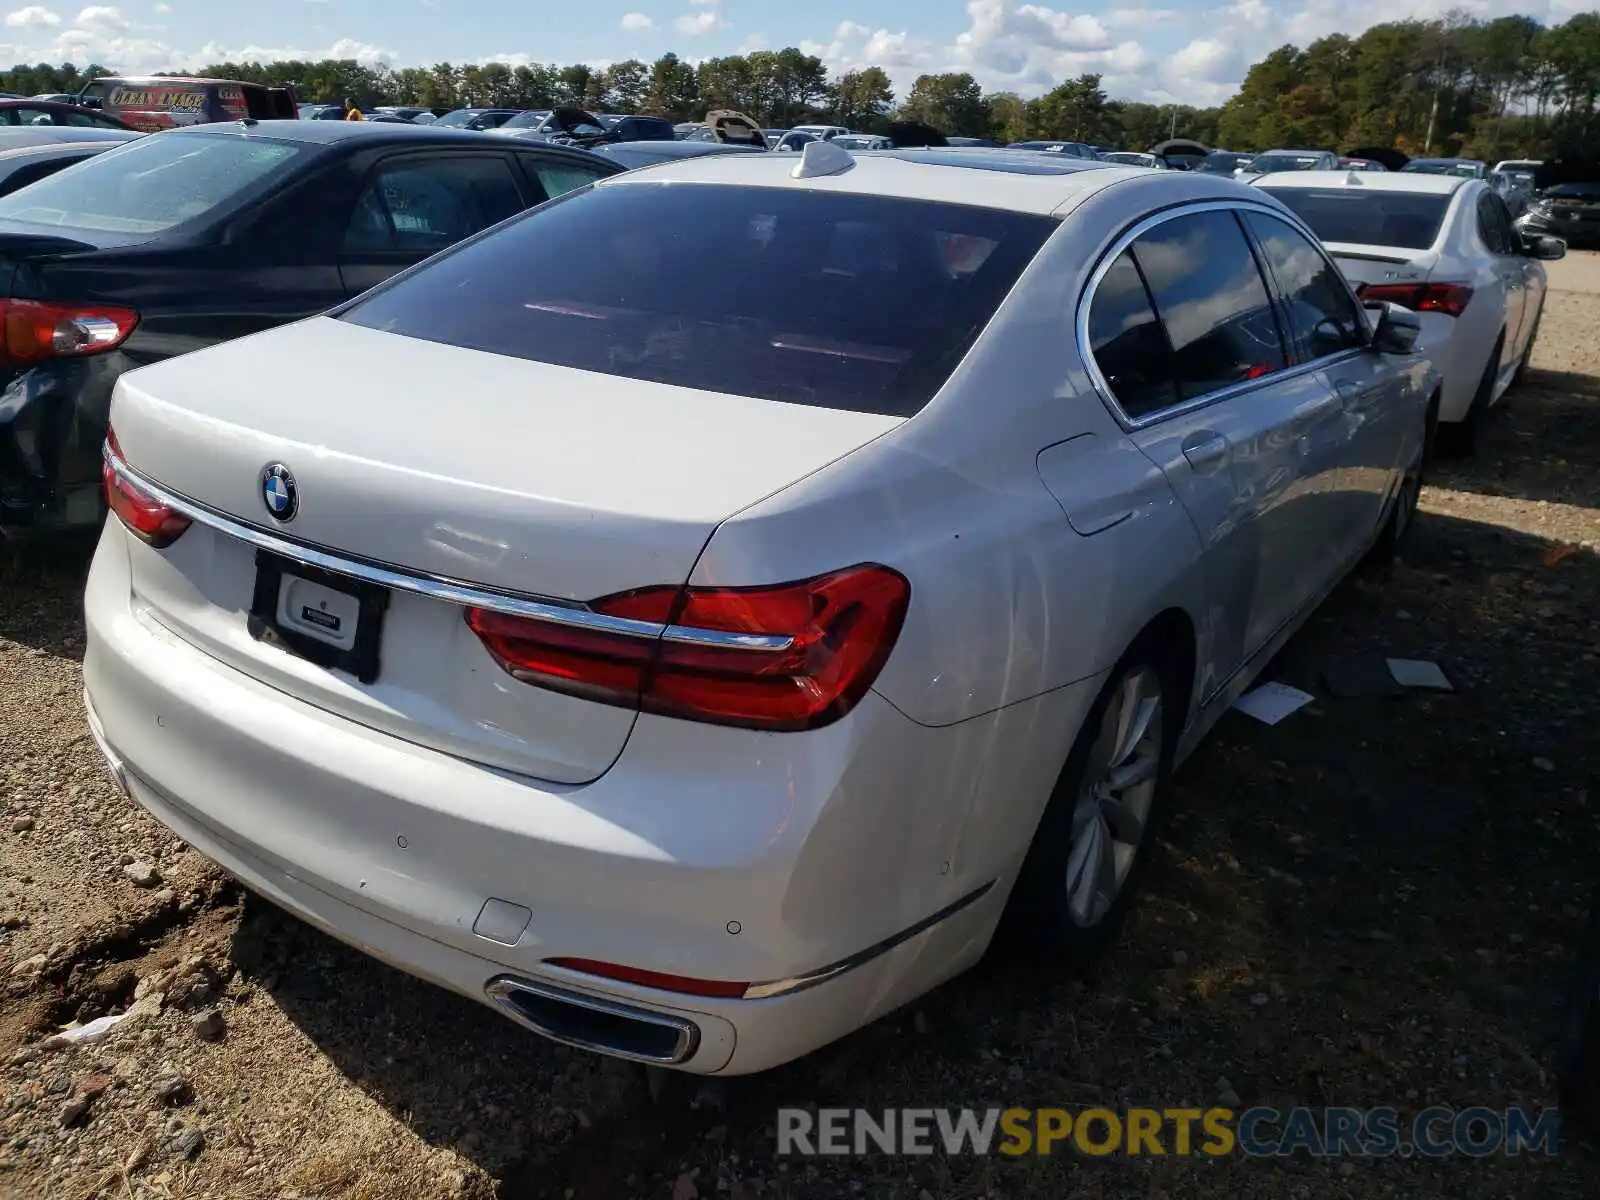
[83,521,1093,1073]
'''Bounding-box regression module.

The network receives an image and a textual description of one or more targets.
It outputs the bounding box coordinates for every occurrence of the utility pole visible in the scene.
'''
[1169,104,1178,140]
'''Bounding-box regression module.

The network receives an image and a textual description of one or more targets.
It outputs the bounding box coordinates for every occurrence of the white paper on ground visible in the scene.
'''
[1233,681,1316,725]
[1386,658,1454,691]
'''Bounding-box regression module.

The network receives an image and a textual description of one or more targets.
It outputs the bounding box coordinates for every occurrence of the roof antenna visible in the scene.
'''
[791,138,856,180]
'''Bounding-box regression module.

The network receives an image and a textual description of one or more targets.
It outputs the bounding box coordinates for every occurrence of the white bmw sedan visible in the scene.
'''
[1251,169,1565,453]
[84,143,1438,1075]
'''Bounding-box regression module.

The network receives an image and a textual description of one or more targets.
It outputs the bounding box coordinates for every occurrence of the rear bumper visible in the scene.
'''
[83,520,1092,1073]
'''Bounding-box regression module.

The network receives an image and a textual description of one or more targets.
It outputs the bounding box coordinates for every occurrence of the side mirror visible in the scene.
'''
[1524,233,1566,261]
[1367,302,1421,355]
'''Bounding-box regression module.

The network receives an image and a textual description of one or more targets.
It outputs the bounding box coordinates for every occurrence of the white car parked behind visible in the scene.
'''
[1252,169,1564,452]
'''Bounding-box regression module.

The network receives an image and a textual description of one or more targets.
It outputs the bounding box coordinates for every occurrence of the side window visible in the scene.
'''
[530,161,606,201]
[1476,193,1508,255]
[1244,211,1366,360]
[1487,193,1519,251]
[0,159,78,198]
[1129,209,1286,402]
[343,156,525,254]
[1086,249,1180,418]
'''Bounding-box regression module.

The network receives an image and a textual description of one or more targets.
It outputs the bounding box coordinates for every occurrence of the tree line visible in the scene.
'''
[2,11,1596,158]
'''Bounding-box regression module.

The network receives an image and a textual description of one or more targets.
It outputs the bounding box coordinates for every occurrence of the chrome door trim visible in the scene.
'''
[103,444,793,653]
[1075,197,1371,433]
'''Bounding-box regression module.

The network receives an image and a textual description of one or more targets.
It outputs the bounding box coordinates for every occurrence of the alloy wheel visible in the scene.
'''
[1065,667,1164,927]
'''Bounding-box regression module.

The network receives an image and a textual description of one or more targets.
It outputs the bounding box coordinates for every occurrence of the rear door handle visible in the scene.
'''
[1181,432,1229,472]
[1334,380,1362,406]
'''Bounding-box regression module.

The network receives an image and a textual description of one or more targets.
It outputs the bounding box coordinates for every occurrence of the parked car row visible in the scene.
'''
[0,122,1567,1080]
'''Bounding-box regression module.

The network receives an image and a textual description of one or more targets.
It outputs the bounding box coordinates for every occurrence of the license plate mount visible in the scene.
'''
[247,549,390,684]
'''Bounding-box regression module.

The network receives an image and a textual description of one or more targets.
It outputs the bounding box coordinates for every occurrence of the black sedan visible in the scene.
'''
[1518,181,1600,250]
[0,120,623,534]
[0,99,132,130]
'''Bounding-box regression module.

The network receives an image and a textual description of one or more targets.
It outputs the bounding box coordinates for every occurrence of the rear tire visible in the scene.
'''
[996,636,1180,962]
[1438,332,1503,458]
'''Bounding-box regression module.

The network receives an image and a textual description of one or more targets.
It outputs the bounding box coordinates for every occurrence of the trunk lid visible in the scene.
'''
[1324,243,1438,290]
[108,316,902,783]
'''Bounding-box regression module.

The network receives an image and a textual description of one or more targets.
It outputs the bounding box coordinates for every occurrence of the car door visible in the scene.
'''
[1487,190,1542,359]
[1476,189,1526,371]
[1089,206,1330,679]
[1243,208,1396,557]
[338,151,537,297]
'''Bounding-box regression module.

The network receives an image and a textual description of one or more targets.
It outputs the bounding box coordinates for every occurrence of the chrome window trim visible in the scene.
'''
[485,976,701,1065]
[1075,197,1374,432]
[103,445,793,653]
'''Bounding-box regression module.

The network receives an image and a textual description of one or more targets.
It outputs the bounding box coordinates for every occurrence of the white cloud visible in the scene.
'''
[619,11,653,31]
[689,0,719,5]
[151,1,168,9]
[74,4,126,28]
[1103,7,1183,27]
[674,9,721,35]
[5,6,60,26]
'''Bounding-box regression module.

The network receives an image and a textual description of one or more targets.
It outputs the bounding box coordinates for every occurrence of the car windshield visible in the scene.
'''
[0,133,303,234]
[1250,154,1324,173]
[499,110,549,130]
[1546,183,1600,201]
[1197,153,1249,174]
[1404,160,1478,177]
[433,111,481,127]
[339,182,1058,417]
[1265,188,1451,251]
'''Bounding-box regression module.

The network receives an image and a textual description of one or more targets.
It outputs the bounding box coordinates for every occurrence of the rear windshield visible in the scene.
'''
[1264,188,1451,251]
[1546,183,1600,201]
[1198,153,1249,173]
[338,182,1057,416]
[0,133,304,234]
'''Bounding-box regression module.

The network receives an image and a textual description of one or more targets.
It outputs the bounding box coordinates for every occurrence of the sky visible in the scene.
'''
[0,0,1593,107]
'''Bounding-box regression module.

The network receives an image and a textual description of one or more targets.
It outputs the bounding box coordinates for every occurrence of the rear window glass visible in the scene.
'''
[1547,183,1600,201]
[0,133,303,234]
[1264,189,1451,251]
[338,182,1057,416]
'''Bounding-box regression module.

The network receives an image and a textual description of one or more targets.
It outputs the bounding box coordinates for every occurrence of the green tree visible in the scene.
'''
[602,59,649,112]
[899,72,988,137]
[833,67,895,130]
[647,53,698,118]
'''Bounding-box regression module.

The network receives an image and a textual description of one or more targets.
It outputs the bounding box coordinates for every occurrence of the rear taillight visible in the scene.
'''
[1,299,138,366]
[1355,282,1473,317]
[102,429,191,548]
[464,564,910,731]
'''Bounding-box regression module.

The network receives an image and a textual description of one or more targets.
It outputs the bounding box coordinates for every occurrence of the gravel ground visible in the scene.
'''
[1,257,1598,1200]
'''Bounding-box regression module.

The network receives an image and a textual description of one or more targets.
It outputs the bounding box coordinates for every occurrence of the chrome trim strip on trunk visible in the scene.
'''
[741,880,996,999]
[484,976,702,1065]
[103,444,793,653]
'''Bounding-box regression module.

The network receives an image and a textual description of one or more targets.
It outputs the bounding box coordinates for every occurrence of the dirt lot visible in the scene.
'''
[1,257,1598,1200]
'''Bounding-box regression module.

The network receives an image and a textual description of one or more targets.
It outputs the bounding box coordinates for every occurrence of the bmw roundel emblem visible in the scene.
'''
[261,463,298,522]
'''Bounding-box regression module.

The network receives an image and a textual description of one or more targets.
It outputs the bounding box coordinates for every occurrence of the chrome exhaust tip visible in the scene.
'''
[485,975,701,1066]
